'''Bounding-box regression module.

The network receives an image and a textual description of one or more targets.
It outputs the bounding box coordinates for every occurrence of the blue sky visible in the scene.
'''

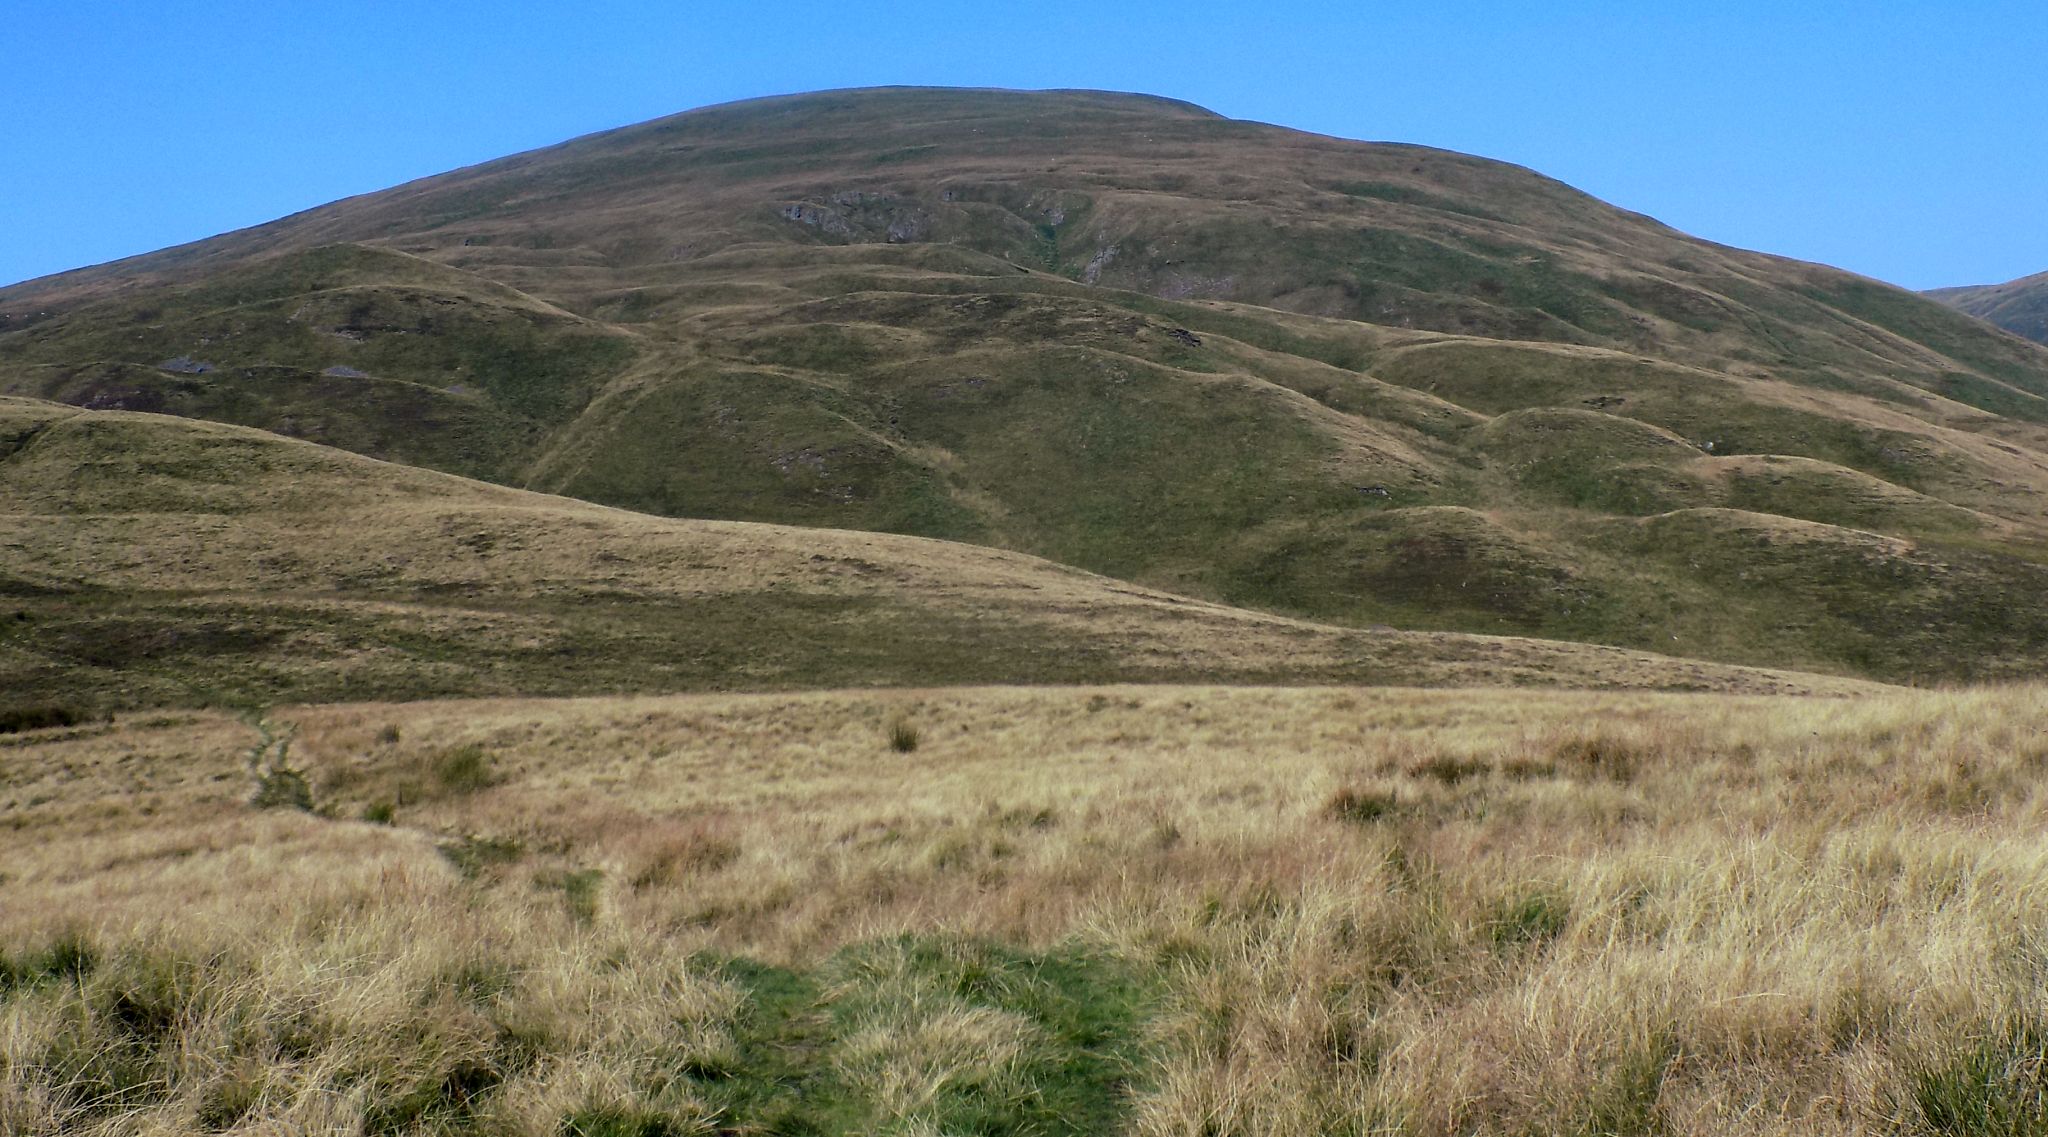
[5,1,2044,290]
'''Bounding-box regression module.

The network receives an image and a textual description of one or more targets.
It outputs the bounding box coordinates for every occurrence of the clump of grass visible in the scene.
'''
[888,717,922,753]
[438,835,525,879]
[1487,889,1571,950]
[439,955,520,1005]
[561,1107,700,1137]
[361,800,397,825]
[0,928,97,992]
[0,913,739,1137]
[0,704,83,735]
[629,825,742,889]
[433,744,498,794]
[196,1061,268,1130]
[1499,756,1559,780]
[376,723,402,745]
[1913,1019,2048,1135]
[1410,754,1490,785]
[989,803,1058,830]
[1324,786,1399,824]
[1576,1035,1675,1137]
[361,1057,508,1134]
[1550,733,1644,782]
[539,868,606,927]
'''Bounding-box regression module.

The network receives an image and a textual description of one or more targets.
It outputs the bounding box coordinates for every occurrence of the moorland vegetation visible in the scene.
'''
[8,89,2048,682]
[4,88,2048,1137]
[5,684,2047,1135]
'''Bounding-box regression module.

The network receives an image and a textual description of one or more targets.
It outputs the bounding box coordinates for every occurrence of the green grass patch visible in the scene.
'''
[437,835,525,879]
[1488,890,1571,950]
[682,937,1159,1137]
[1325,786,1400,825]
[538,868,606,927]
[1914,1019,2048,1136]
[560,1107,700,1137]
[0,928,97,993]
[433,743,499,795]
[887,716,921,753]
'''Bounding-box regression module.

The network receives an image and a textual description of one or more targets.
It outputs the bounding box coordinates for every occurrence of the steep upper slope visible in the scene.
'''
[1928,269,2048,345]
[6,87,2048,682]
[1,397,1850,710]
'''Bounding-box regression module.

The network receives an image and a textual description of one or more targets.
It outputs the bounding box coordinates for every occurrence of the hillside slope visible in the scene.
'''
[1,397,1855,711]
[1928,269,2048,345]
[6,88,2048,681]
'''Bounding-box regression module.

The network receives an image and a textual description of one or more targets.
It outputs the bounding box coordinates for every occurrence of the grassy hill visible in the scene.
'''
[7,88,2048,682]
[2,396,1853,714]
[1928,269,2048,345]
[11,87,2048,1137]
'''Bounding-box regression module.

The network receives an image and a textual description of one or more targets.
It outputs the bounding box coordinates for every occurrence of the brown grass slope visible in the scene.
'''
[0,396,1857,712]
[1929,268,2048,346]
[6,683,2047,1134]
[6,88,2048,681]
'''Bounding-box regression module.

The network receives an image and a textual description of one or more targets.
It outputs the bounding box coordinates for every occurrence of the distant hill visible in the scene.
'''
[3,396,1852,710]
[6,87,2048,683]
[1927,270,2048,345]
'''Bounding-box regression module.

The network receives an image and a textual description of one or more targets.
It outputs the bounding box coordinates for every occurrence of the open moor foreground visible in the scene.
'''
[4,683,2047,1135]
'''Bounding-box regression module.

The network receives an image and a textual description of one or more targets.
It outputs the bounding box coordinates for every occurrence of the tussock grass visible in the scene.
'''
[4,682,2048,1134]
[0,705,84,735]
[432,744,499,796]
[887,716,922,753]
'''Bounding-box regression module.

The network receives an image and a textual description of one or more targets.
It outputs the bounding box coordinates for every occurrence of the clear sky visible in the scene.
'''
[5,1,2044,291]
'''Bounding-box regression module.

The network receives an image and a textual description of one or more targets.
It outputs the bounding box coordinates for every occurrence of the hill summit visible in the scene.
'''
[7,86,2048,684]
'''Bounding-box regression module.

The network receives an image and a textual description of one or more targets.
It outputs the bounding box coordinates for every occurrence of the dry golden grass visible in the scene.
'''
[4,683,2046,1134]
